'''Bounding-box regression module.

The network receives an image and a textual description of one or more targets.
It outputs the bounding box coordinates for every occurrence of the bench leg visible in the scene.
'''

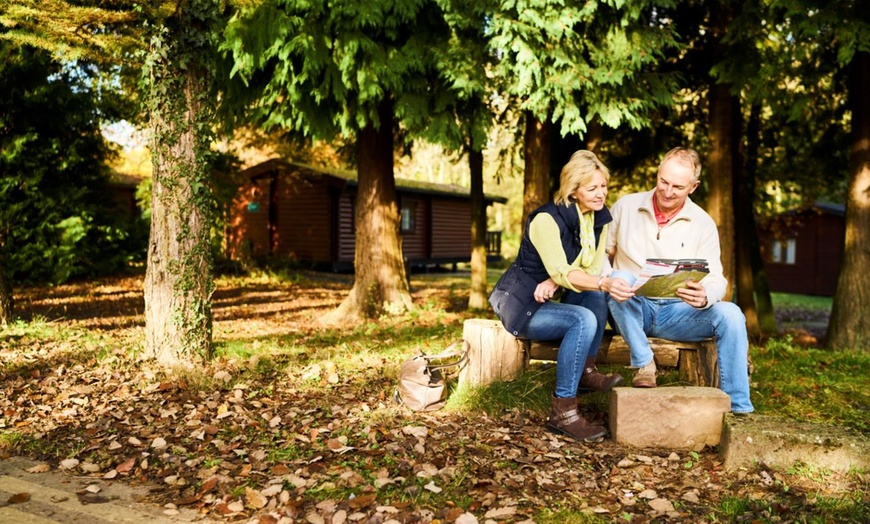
[460,319,529,387]
[678,341,720,387]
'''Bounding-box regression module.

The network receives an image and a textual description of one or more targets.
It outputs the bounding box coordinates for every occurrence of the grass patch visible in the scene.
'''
[533,508,608,524]
[750,336,870,433]
[771,292,832,312]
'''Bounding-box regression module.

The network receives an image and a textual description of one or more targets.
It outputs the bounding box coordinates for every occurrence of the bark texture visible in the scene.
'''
[827,50,870,350]
[0,263,12,325]
[706,2,737,301]
[328,99,412,322]
[468,149,488,310]
[522,113,551,232]
[143,6,215,367]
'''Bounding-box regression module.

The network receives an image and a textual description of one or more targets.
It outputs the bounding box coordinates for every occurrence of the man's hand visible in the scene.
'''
[534,279,559,303]
[604,277,635,303]
[676,279,708,308]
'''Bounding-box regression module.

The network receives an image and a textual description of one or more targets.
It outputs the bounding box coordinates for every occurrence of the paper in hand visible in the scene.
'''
[633,259,709,299]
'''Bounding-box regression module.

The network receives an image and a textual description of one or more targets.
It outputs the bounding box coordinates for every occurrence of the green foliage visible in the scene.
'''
[488,0,680,135]
[224,0,454,141]
[0,44,147,285]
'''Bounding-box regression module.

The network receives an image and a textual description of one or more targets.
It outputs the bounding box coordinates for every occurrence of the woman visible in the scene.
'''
[489,150,622,442]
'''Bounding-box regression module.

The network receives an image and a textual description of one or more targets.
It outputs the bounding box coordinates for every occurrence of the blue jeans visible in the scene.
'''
[525,291,607,398]
[607,270,754,413]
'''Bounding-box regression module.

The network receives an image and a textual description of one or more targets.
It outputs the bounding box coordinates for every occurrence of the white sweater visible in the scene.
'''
[606,190,727,305]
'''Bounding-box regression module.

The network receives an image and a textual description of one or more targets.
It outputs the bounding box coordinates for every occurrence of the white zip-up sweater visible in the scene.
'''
[605,190,727,305]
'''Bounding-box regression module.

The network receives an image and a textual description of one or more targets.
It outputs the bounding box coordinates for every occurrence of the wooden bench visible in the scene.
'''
[459,318,719,389]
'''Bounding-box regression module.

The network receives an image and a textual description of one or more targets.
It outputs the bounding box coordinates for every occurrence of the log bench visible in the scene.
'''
[459,318,719,389]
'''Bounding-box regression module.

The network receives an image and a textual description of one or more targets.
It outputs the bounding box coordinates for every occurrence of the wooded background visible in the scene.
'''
[1,0,868,364]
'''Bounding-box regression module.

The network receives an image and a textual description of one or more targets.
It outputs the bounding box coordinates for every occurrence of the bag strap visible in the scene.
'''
[418,340,468,371]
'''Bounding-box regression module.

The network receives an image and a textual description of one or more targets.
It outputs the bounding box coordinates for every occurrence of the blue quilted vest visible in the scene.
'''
[489,202,611,336]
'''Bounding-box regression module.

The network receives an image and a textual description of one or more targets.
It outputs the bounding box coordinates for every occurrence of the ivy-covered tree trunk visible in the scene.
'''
[522,113,551,231]
[827,50,870,351]
[143,2,217,367]
[328,99,412,322]
[468,149,488,310]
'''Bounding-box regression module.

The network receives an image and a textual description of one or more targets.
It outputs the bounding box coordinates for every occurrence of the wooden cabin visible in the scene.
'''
[107,173,142,219]
[757,202,844,296]
[225,159,507,271]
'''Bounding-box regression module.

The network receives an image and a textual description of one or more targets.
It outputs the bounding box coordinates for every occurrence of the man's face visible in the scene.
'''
[655,158,699,214]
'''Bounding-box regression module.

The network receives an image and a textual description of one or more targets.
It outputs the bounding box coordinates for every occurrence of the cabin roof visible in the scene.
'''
[241,158,508,204]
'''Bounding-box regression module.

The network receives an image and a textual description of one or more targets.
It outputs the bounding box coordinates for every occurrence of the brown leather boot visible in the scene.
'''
[547,396,607,442]
[578,357,624,393]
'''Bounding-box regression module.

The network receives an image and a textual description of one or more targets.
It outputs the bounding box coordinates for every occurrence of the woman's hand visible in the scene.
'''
[604,277,635,303]
[534,279,559,303]
[675,279,708,308]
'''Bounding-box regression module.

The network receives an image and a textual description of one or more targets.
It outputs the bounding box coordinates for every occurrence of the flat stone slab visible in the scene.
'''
[720,414,870,472]
[609,386,731,450]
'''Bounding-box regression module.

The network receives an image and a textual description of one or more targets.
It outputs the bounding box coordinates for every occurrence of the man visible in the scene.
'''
[598,147,754,413]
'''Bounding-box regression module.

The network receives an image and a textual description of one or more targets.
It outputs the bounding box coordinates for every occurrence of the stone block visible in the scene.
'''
[720,414,870,472]
[609,386,731,450]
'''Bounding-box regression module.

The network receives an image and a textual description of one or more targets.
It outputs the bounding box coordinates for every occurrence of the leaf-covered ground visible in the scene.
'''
[1,271,866,523]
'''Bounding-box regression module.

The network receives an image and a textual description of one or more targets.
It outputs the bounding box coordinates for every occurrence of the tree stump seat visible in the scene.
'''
[459,318,719,389]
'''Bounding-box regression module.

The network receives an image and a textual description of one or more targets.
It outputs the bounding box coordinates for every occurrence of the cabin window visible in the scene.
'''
[401,204,416,232]
[771,238,796,264]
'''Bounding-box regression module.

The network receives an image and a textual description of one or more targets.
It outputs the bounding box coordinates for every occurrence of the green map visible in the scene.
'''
[634,269,710,298]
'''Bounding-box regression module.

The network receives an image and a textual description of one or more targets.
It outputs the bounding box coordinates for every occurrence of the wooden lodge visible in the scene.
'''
[757,202,844,296]
[225,159,507,271]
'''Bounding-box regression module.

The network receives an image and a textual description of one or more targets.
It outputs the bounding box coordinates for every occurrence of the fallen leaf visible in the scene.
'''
[245,487,267,509]
[116,457,136,473]
[7,492,31,504]
[26,464,50,473]
[484,506,517,518]
[402,426,428,439]
[648,498,675,512]
[455,514,479,524]
[59,458,79,470]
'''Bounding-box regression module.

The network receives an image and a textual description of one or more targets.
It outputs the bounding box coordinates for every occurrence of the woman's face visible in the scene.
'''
[572,170,608,213]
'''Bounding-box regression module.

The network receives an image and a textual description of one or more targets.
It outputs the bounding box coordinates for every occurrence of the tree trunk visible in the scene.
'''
[522,112,551,231]
[585,117,603,156]
[143,3,216,367]
[327,98,413,323]
[706,2,737,301]
[0,261,12,325]
[732,100,760,337]
[827,50,870,351]
[468,149,489,310]
[744,103,777,335]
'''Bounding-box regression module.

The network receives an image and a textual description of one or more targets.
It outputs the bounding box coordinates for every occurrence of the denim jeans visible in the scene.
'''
[561,289,607,359]
[607,270,754,413]
[525,291,607,398]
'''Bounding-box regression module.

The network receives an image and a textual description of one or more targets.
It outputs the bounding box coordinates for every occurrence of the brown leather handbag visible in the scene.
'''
[394,341,468,412]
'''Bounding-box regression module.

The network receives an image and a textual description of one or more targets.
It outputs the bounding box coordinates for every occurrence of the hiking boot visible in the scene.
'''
[632,361,657,388]
[547,396,607,442]
[578,357,624,393]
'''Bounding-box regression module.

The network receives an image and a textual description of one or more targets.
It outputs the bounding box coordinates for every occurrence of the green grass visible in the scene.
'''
[749,337,870,433]
[770,292,832,312]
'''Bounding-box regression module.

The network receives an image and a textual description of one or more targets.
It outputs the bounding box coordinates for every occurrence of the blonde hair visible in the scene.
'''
[553,150,610,206]
[659,147,702,182]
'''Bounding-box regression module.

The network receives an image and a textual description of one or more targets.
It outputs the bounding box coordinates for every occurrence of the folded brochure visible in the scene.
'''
[632,259,709,298]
